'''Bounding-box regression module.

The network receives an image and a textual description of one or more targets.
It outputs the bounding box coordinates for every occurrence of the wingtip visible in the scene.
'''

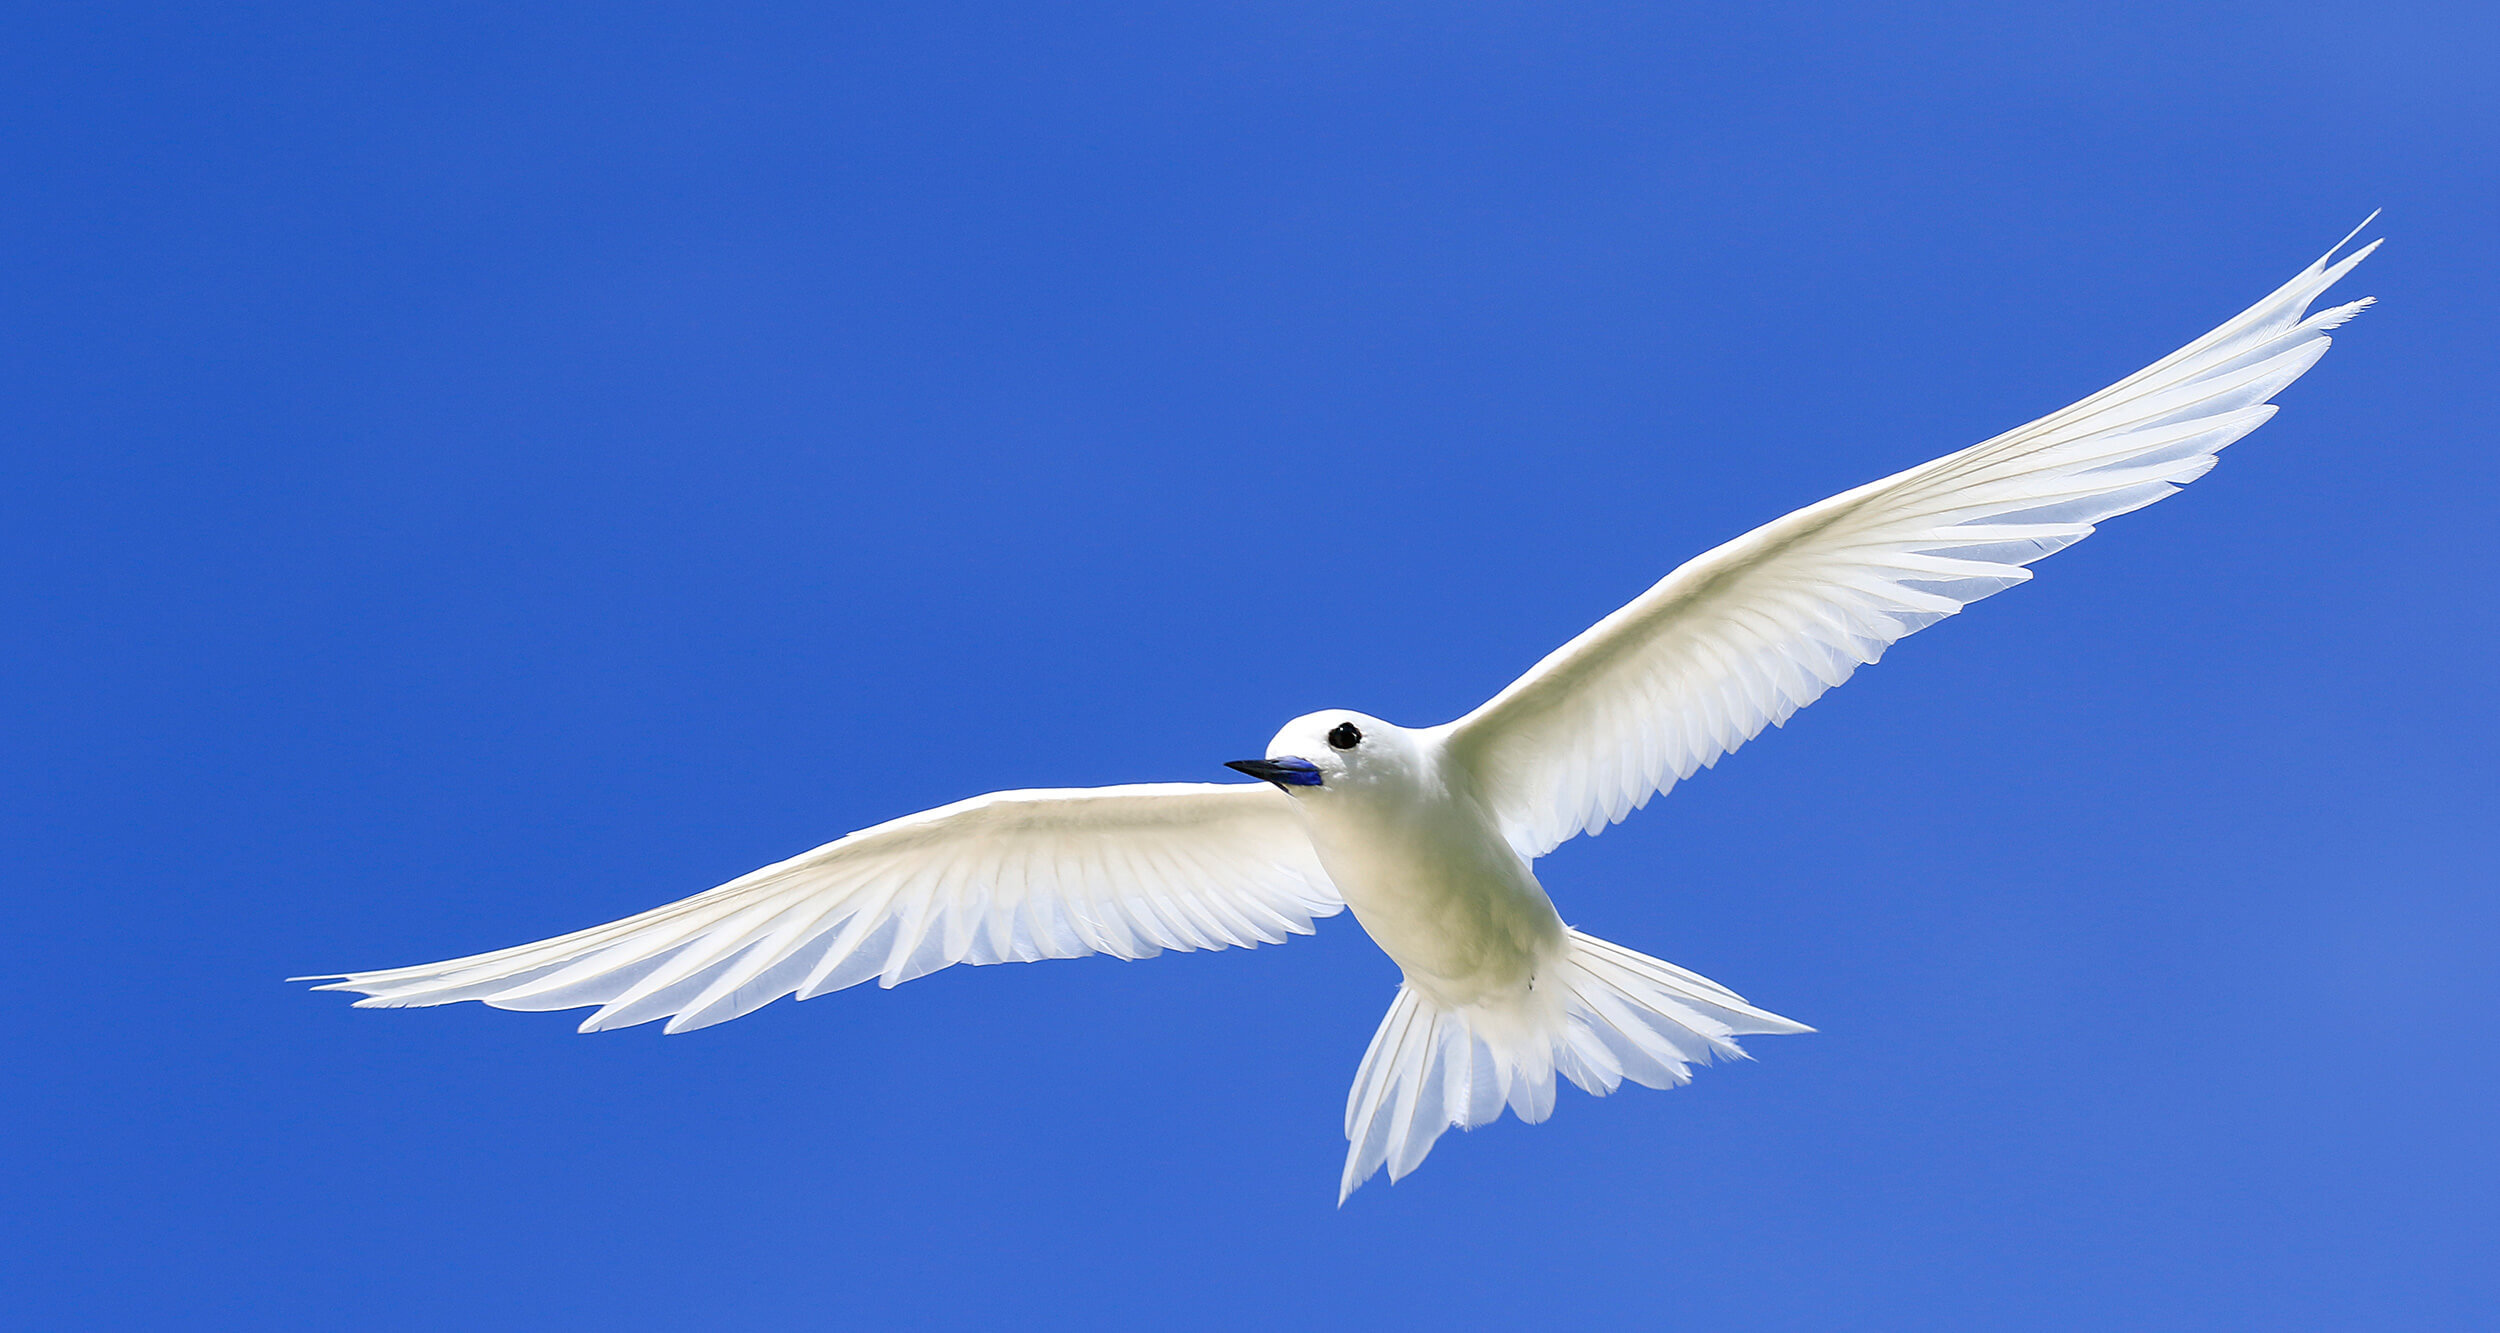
[2307,295,2376,332]
[2317,215,2384,278]
[2333,208,2383,256]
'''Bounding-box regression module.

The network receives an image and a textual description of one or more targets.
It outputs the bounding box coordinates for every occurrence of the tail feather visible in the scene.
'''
[1339,928,1809,1203]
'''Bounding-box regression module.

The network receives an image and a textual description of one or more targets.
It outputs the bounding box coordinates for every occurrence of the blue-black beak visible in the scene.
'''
[1227,756,1323,789]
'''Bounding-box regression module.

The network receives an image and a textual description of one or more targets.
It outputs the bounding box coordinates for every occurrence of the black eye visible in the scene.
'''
[1327,722,1363,750]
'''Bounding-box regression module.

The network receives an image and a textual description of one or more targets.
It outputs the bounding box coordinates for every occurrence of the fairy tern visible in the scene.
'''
[303,224,2378,1201]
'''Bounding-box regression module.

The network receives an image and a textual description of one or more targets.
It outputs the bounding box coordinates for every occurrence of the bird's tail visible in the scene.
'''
[1338,928,1810,1202]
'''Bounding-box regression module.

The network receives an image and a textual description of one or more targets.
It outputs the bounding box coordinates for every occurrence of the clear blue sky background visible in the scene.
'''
[5,4,2493,1329]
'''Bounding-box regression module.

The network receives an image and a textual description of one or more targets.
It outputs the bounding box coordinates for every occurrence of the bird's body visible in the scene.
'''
[1237,711,1812,1195]
[1279,717,1555,1007]
[304,225,2380,1200]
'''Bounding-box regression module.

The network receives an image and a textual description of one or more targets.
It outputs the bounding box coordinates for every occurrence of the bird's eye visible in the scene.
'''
[1328,722,1363,750]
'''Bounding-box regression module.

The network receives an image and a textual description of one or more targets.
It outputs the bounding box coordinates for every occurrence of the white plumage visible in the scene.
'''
[1447,224,2380,857]
[314,784,1339,1035]
[304,225,2377,1200]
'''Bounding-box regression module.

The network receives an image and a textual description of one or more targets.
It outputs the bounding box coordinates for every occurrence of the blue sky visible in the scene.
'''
[5,4,2494,1328]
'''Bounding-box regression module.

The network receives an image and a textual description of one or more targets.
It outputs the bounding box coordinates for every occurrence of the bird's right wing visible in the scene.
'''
[299,782,1339,1034]
[1445,225,2379,858]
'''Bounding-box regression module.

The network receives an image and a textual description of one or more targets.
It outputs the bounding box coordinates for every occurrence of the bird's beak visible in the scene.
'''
[1226,757,1324,789]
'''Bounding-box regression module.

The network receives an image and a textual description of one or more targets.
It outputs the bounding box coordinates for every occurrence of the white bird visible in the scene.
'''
[303,225,2378,1201]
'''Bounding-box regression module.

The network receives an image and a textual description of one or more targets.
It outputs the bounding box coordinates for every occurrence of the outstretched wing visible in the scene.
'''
[300,782,1339,1034]
[1445,226,2379,858]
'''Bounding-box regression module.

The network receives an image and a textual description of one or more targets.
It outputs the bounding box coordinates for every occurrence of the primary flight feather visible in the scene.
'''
[304,225,2378,1201]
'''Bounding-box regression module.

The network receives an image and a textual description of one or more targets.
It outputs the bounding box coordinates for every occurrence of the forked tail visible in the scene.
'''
[1339,928,1811,1202]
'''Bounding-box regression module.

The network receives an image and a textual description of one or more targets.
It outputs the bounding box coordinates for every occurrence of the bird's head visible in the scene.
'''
[1227,710,1412,796]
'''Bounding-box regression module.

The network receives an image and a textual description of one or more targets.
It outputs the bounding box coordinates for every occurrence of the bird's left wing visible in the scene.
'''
[1444,227,2378,859]
[300,782,1339,1034]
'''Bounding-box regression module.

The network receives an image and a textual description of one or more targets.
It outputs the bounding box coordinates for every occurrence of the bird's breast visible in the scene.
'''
[1298,786,1565,1006]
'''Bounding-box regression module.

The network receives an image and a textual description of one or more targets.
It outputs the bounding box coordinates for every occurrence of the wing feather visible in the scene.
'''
[1447,226,2378,857]
[300,782,1339,1033]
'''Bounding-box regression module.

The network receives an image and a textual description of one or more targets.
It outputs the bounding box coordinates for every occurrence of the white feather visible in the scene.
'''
[1336,929,1810,1202]
[297,783,1340,1034]
[1445,225,2379,858]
